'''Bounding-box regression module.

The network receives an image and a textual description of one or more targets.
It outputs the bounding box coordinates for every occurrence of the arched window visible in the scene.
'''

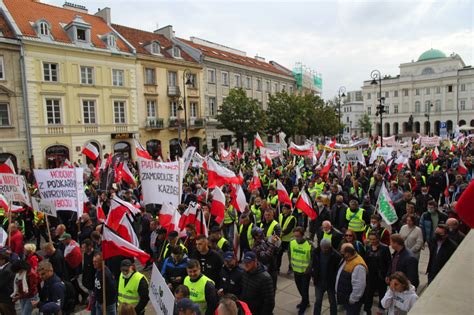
[39,22,50,36]
[421,67,435,75]
[447,120,453,134]
[0,153,17,172]
[393,122,399,135]
[146,139,162,159]
[113,141,131,160]
[434,121,440,136]
[415,122,421,133]
[402,122,408,133]
[384,123,390,137]
[459,120,466,126]
[45,145,69,169]
[435,100,441,112]
[169,138,182,161]
[415,101,421,113]
[151,41,160,54]
[424,121,431,135]
[189,137,201,153]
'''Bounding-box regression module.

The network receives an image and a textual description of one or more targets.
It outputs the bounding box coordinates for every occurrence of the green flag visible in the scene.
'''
[376,184,398,225]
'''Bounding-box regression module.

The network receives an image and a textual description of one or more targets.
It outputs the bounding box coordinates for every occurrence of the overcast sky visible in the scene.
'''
[46,0,473,99]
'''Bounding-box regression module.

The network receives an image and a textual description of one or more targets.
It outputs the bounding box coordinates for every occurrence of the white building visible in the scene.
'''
[362,49,474,136]
[341,90,364,139]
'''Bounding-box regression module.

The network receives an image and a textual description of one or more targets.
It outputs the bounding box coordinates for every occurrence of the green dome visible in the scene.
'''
[418,49,447,61]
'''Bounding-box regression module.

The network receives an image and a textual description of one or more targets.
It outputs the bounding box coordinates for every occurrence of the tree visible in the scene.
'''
[358,113,372,136]
[216,88,267,149]
[266,92,303,140]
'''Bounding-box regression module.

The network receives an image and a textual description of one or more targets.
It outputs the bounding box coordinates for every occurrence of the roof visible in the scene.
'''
[0,12,14,39]
[179,38,291,77]
[112,24,196,63]
[2,0,131,52]
[418,49,447,62]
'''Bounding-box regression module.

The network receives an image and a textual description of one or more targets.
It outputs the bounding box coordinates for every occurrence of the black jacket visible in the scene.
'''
[240,263,275,315]
[47,249,69,280]
[94,266,117,306]
[427,238,458,282]
[0,262,14,304]
[82,251,95,290]
[311,247,342,288]
[388,247,419,288]
[191,249,223,287]
[219,265,244,296]
[317,228,343,249]
[364,244,392,282]
[38,274,65,314]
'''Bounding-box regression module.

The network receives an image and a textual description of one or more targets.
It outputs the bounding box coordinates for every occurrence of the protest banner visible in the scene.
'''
[33,168,84,214]
[149,263,175,315]
[182,146,196,173]
[420,136,441,147]
[0,173,30,206]
[32,197,57,217]
[373,147,394,162]
[376,184,398,225]
[340,149,366,166]
[379,135,397,146]
[138,157,183,208]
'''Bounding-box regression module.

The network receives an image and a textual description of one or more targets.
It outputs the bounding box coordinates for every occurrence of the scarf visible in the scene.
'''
[11,271,29,297]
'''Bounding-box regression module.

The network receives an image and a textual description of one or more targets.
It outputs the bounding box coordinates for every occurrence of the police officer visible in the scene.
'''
[184,259,218,315]
[118,260,149,315]
[289,227,312,314]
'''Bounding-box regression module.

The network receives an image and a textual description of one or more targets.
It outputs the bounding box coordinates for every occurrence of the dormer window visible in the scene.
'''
[152,42,160,54]
[107,34,116,48]
[34,19,52,38]
[77,29,86,41]
[173,46,181,58]
[40,22,49,36]
[64,15,91,45]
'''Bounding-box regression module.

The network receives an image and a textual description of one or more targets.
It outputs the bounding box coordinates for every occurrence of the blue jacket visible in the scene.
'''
[39,274,64,314]
[161,256,189,290]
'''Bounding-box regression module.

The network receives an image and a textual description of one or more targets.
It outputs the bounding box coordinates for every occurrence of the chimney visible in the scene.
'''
[63,2,88,14]
[154,25,174,39]
[95,7,111,25]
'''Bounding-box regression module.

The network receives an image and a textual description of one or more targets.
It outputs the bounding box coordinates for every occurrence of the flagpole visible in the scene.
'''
[7,199,12,248]
[101,227,107,315]
[45,213,52,242]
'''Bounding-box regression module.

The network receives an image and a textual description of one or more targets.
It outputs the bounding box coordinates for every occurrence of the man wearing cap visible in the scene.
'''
[118,259,149,314]
[240,251,275,315]
[60,232,88,304]
[218,251,244,297]
[184,259,218,315]
[289,227,312,314]
[210,226,231,253]
[191,235,223,286]
[277,203,296,274]
[161,231,189,263]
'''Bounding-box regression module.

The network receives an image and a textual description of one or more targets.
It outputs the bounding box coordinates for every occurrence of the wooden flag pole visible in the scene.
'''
[45,213,52,243]
[7,200,12,248]
[102,258,107,315]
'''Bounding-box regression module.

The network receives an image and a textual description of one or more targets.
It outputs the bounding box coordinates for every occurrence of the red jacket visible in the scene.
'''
[64,240,82,269]
[214,300,252,315]
[8,230,23,255]
[15,269,39,299]
[25,253,39,271]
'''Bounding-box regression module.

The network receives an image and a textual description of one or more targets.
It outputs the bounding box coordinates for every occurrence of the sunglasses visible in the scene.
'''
[345,234,354,237]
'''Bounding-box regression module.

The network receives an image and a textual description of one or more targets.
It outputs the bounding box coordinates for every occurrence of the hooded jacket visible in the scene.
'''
[381,285,418,315]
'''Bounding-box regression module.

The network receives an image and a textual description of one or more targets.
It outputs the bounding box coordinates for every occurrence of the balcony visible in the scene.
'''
[115,125,128,132]
[84,126,98,133]
[167,85,181,97]
[145,118,164,129]
[189,118,206,128]
[168,118,185,128]
[47,126,64,134]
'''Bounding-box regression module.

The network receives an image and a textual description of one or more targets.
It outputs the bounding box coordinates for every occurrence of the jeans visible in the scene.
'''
[294,273,311,311]
[344,300,362,315]
[314,284,337,315]
[364,278,387,314]
[20,295,39,315]
[95,302,117,315]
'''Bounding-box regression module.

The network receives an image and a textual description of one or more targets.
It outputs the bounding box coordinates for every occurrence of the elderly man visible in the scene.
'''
[446,218,465,245]
[317,220,343,249]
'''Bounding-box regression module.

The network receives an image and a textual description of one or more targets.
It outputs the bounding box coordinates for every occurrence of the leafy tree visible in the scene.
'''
[358,113,372,136]
[216,88,267,149]
[266,92,303,140]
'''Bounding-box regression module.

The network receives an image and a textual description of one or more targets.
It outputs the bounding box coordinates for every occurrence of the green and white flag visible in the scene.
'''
[376,184,398,225]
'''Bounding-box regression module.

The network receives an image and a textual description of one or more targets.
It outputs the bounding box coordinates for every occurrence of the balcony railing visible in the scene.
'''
[190,118,206,128]
[169,118,185,128]
[167,85,180,97]
[47,126,65,134]
[84,126,98,133]
[146,118,164,129]
[115,125,128,132]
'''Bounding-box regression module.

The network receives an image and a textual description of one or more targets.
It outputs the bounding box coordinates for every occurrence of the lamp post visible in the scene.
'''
[371,70,385,146]
[338,86,346,142]
[182,69,194,146]
[424,103,434,136]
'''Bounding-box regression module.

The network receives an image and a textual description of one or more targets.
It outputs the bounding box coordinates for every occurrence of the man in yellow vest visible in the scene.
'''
[289,227,312,314]
[184,258,218,315]
[118,259,149,314]
[266,187,279,208]
[209,226,231,252]
[345,200,369,241]
[260,208,281,239]
[277,204,297,275]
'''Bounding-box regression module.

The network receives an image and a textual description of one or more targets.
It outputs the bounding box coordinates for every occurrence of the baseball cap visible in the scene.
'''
[242,251,257,263]
[120,259,132,270]
[59,233,71,241]
[223,251,235,261]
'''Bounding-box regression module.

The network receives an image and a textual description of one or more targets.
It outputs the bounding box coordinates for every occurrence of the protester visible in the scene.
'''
[183,259,218,315]
[399,214,424,260]
[381,272,418,315]
[289,227,312,314]
[118,259,149,314]
[0,250,15,315]
[162,245,189,291]
[191,235,223,286]
[93,252,118,315]
[35,261,65,315]
[387,234,419,288]
[10,259,40,315]
[427,224,458,284]
[218,251,244,297]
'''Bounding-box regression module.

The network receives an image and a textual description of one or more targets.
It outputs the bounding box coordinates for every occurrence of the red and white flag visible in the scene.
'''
[82,143,99,161]
[206,158,243,188]
[295,190,317,220]
[178,202,207,236]
[431,147,439,160]
[458,157,468,175]
[97,201,106,223]
[0,194,9,212]
[117,214,139,247]
[289,142,313,156]
[120,162,136,186]
[455,180,474,228]
[210,187,226,223]
[62,159,74,169]
[255,132,265,148]
[102,225,150,265]
[134,139,152,160]
[276,179,292,206]
[0,158,15,174]
[220,147,232,161]
[230,183,247,212]
[328,138,337,148]
[159,203,182,235]
[248,167,262,191]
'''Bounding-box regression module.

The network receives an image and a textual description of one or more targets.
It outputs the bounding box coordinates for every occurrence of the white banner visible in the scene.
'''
[182,146,196,173]
[0,227,7,247]
[375,147,394,162]
[33,168,84,213]
[420,136,441,147]
[0,173,30,206]
[340,149,366,166]
[32,197,57,217]
[379,136,397,146]
[138,157,183,207]
[149,263,175,315]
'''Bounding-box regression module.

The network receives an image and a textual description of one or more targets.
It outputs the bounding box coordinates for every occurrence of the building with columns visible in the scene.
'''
[362,49,474,137]
[341,90,364,139]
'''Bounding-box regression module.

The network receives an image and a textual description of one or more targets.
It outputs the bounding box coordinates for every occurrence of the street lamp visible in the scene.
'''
[182,69,194,146]
[338,86,346,142]
[424,103,434,136]
[371,69,385,146]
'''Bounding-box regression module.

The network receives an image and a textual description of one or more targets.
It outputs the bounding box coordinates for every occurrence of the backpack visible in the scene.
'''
[62,280,77,313]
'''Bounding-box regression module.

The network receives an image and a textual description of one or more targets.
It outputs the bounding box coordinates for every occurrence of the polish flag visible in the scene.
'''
[450,141,456,152]
[220,147,232,161]
[319,150,326,165]
[117,214,139,247]
[444,172,450,197]
[178,202,207,236]
[206,158,243,188]
[134,139,152,160]
[82,143,99,161]
[159,203,182,235]
[114,162,123,183]
[120,162,136,186]
[0,158,15,174]
[431,147,439,160]
[94,159,101,182]
[320,158,332,175]
[312,152,318,166]
[0,194,9,212]
[415,158,424,170]
[328,138,337,148]
[248,167,262,191]
[97,201,106,222]
[62,159,74,169]
[102,225,150,265]
[289,142,313,156]
[295,190,317,220]
[255,132,265,148]
[455,180,474,228]
[230,183,247,212]
[276,179,292,206]
[458,158,468,175]
[210,187,226,223]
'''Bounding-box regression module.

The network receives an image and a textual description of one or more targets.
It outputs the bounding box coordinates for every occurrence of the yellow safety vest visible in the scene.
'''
[315,182,325,196]
[217,237,228,250]
[162,242,187,260]
[279,214,296,242]
[289,239,312,273]
[250,205,262,224]
[224,205,237,224]
[239,223,254,248]
[184,274,215,314]
[323,231,333,242]
[118,271,147,306]
[267,194,278,207]
[260,220,278,237]
[346,208,366,232]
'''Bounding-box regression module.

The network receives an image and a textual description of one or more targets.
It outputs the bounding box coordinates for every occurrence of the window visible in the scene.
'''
[80,66,94,85]
[394,90,398,97]
[77,29,87,41]
[45,99,61,124]
[112,69,124,87]
[377,92,380,98]
[385,91,389,98]
[168,71,177,87]
[426,88,430,95]
[208,69,216,83]
[0,57,4,80]
[415,89,420,96]
[145,68,155,85]
[435,100,441,112]
[266,81,270,92]
[107,35,116,48]
[246,76,252,89]
[367,93,371,100]
[43,62,58,82]
[367,107,371,115]
[447,85,453,93]
[385,105,389,114]
[146,100,156,118]
[39,22,49,36]
[0,104,9,126]
[113,101,126,124]
[256,78,262,91]
[234,74,241,88]
[190,102,198,118]
[209,97,216,116]
[170,101,178,118]
[415,101,421,113]
[394,104,399,113]
[436,87,441,94]
[461,84,466,92]
[290,86,294,94]
[424,101,432,112]
[221,71,229,86]
[188,73,197,88]
[460,100,466,111]
[403,89,409,96]
[173,47,181,58]
[347,117,349,123]
[151,42,160,54]
[273,82,278,93]
[82,100,96,124]
[282,84,286,92]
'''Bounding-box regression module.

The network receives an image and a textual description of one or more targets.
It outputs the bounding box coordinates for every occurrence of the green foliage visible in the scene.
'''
[358,113,372,136]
